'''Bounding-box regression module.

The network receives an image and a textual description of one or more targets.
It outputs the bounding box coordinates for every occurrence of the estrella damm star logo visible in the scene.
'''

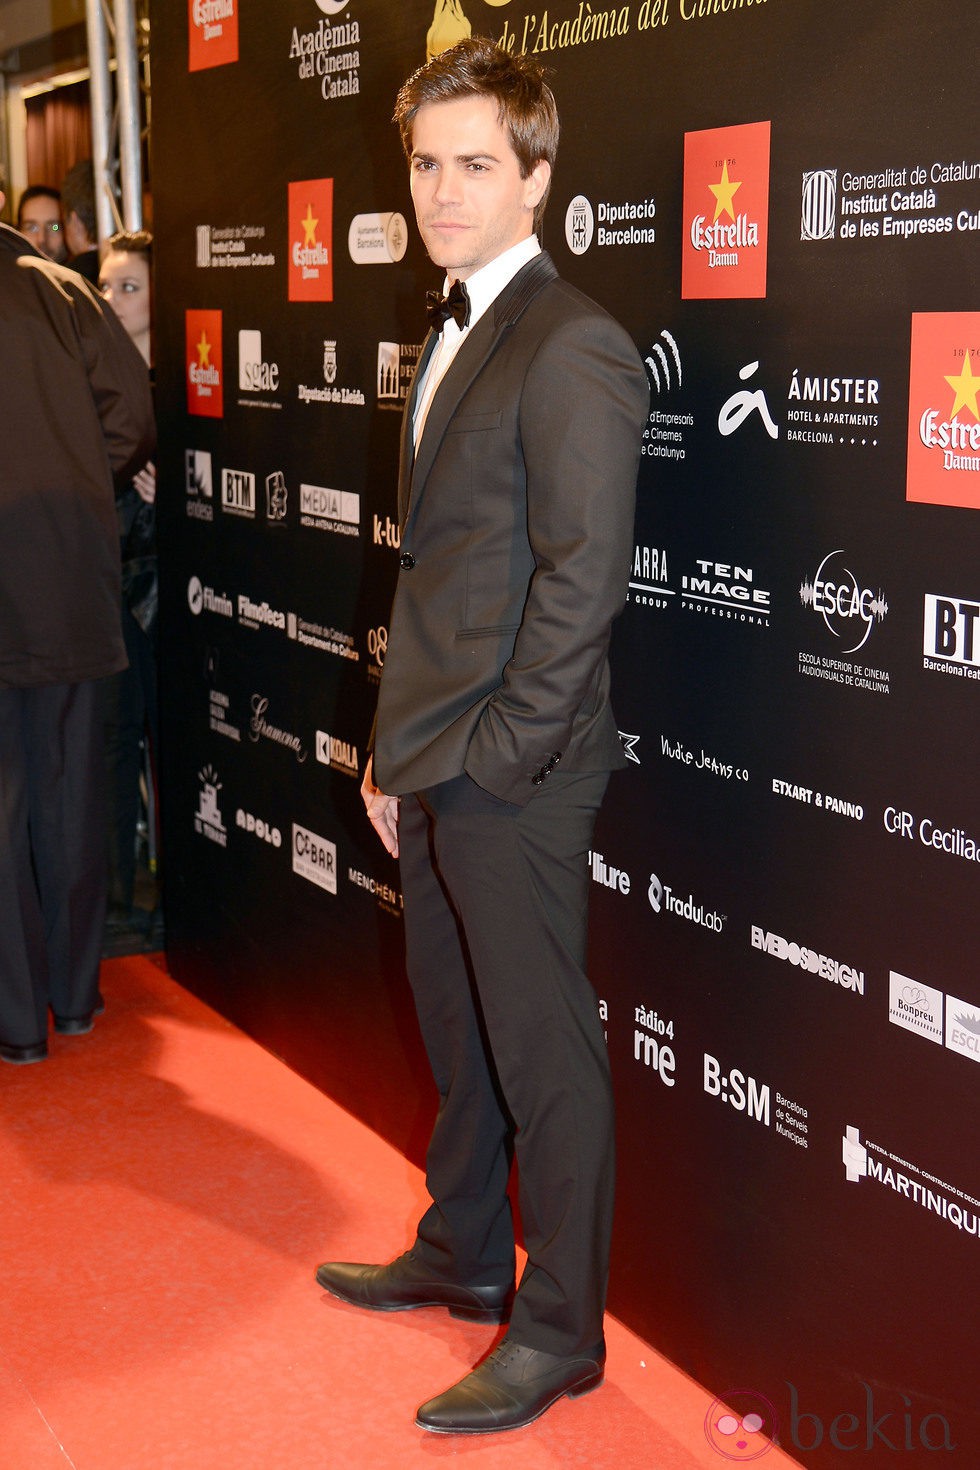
[186,309,223,418]
[907,313,980,511]
[682,122,770,301]
[289,180,334,303]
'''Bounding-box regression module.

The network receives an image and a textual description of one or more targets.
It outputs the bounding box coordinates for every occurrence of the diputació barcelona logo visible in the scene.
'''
[682,121,771,300]
[907,312,980,511]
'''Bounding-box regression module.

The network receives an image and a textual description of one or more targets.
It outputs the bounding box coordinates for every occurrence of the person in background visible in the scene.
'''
[98,231,159,945]
[16,185,67,263]
[0,200,154,1063]
[61,159,100,284]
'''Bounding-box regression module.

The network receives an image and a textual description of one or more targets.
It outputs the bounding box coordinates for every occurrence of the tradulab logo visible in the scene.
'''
[186,310,223,418]
[188,0,238,73]
[288,180,333,302]
[682,121,771,300]
[907,313,980,510]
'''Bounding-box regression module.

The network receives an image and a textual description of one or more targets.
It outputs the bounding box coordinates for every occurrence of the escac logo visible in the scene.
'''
[800,550,888,654]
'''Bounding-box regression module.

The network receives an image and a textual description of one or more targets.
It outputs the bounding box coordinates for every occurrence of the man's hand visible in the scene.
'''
[361,754,400,858]
[133,460,156,504]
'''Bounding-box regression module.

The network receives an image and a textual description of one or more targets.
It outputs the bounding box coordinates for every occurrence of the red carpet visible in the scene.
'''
[0,954,797,1468]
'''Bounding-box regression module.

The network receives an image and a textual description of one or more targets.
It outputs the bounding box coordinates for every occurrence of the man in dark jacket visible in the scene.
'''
[0,211,155,1063]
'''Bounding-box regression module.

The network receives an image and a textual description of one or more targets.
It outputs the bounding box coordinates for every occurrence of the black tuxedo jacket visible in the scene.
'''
[373,251,649,806]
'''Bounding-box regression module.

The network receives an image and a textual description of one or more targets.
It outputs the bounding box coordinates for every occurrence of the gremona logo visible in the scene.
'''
[751,927,865,995]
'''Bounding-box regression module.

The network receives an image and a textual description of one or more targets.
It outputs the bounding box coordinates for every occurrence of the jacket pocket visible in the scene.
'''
[445,409,503,434]
[455,623,521,640]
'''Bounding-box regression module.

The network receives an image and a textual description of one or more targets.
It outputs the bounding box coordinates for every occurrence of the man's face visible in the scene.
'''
[409,95,549,282]
[19,195,67,262]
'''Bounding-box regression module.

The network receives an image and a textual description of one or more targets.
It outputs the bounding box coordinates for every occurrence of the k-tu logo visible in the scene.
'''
[682,122,770,300]
[907,313,980,511]
[288,180,334,302]
[185,310,223,418]
[188,0,238,73]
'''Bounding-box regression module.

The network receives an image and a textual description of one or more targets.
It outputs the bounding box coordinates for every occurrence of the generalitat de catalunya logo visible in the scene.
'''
[288,179,334,302]
[185,309,223,418]
[907,312,980,511]
[682,121,770,301]
[188,0,238,73]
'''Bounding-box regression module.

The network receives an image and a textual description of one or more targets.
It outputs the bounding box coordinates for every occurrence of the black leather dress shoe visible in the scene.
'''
[314,1251,512,1323]
[53,994,105,1036]
[415,1337,605,1434]
[0,1041,48,1065]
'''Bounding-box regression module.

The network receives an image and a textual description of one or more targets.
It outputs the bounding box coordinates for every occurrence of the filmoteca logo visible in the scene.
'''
[682,121,770,300]
[907,313,980,511]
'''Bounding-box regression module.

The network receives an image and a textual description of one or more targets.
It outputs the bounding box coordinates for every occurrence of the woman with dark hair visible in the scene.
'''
[99,231,160,946]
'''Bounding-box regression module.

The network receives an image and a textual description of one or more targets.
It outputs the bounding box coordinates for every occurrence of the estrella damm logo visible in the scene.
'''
[288,180,334,303]
[188,0,239,73]
[186,309,223,418]
[682,121,771,300]
[907,312,980,511]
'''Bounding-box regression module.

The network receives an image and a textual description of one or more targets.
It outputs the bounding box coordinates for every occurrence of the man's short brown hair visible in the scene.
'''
[394,37,559,232]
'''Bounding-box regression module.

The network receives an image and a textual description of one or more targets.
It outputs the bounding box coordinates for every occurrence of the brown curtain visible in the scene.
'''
[24,79,92,191]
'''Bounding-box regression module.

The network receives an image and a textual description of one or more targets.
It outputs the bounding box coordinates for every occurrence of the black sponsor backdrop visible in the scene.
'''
[151,2,978,1460]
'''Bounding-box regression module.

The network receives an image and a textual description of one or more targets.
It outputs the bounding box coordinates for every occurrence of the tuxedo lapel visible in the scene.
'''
[403,252,559,530]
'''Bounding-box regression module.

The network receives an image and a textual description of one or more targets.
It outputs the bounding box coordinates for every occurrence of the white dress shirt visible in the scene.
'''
[412,234,542,451]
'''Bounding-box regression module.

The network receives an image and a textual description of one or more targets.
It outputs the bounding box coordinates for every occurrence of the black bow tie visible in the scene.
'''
[426,279,471,332]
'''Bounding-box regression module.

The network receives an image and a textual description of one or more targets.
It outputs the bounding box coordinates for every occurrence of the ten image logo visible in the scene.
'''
[682,121,771,300]
[288,180,334,302]
[185,309,223,418]
[907,312,980,510]
[188,0,238,73]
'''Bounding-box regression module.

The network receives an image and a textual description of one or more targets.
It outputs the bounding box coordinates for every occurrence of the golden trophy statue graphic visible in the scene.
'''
[427,0,471,58]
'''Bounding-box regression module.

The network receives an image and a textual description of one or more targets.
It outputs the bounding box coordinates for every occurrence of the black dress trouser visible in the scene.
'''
[397,767,614,1358]
[0,681,106,1045]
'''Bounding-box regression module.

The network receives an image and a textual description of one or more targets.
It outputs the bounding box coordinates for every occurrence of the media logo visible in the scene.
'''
[185,449,214,521]
[799,551,888,654]
[801,168,837,241]
[186,310,223,418]
[299,483,360,536]
[682,122,770,299]
[923,593,980,679]
[348,212,408,263]
[221,467,256,519]
[194,764,227,846]
[238,329,281,398]
[188,0,238,72]
[288,180,334,302]
[907,313,980,510]
[888,970,943,1044]
[292,822,337,894]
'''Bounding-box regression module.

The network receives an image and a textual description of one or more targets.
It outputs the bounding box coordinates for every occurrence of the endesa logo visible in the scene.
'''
[907,313,980,510]
[682,121,770,300]
[188,0,238,73]
[288,179,333,302]
[186,309,223,418]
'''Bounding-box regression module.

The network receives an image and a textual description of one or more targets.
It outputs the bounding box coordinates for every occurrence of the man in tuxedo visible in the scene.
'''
[315,38,648,1434]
